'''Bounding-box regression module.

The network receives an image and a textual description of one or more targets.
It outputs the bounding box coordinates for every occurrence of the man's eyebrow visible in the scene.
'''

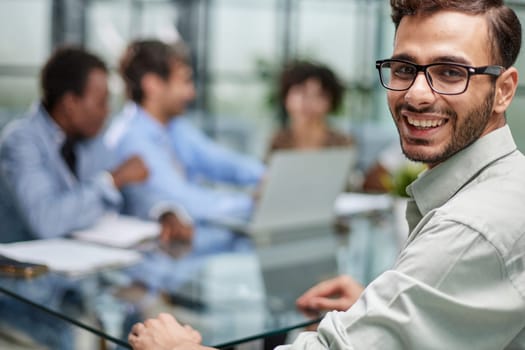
[390,54,471,65]
[390,54,416,62]
[432,55,471,65]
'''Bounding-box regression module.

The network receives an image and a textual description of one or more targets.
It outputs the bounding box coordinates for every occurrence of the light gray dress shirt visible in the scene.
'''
[278,125,525,349]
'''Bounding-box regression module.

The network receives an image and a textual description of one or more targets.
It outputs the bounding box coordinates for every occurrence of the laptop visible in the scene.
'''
[211,147,356,236]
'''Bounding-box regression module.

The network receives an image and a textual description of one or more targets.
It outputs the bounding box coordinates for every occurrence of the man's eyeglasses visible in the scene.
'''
[375,59,504,95]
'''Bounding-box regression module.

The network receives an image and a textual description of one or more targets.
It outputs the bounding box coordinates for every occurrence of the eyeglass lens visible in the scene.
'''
[380,61,469,94]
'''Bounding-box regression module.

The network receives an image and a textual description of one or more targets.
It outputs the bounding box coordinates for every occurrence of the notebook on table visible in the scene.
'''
[71,214,160,248]
[0,238,142,277]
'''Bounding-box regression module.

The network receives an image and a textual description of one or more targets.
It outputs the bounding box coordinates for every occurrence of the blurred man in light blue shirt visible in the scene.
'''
[0,46,191,242]
[106,39,265,224]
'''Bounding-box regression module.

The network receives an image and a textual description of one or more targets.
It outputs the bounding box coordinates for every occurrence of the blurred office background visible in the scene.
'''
[2,0,525,169]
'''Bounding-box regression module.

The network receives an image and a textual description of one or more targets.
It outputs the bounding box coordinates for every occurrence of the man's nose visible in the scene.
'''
[404,72,436,105]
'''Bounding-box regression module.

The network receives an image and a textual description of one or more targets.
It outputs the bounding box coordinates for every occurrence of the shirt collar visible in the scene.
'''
[37,103,66,147]
[132,103,170,138]
[407,125,517,218]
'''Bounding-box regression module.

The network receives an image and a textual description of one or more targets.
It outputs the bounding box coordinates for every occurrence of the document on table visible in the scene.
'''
[0,238,142,277]
[334,192,393,217]
[71,214,160,248]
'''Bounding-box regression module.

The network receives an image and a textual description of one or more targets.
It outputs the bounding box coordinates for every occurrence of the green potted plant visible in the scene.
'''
[386,162,427,198]
[384,162,426,248]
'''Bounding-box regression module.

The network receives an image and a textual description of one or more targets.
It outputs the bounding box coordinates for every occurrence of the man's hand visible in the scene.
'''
[128,313,214,350]
[252,173,267,203]
[159,212,193,242]
[296,275,364,313]
[111,155,149,189]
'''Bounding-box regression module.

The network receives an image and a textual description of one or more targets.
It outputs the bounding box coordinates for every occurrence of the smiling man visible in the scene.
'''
[379,11,509,168]
[128,1,525,349]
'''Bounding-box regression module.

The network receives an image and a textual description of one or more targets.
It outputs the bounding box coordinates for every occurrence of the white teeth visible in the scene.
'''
[407,117,444,128]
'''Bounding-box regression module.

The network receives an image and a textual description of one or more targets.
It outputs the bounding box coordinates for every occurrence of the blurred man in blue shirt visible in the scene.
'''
[106,39,265,224]
[0,46,191,242]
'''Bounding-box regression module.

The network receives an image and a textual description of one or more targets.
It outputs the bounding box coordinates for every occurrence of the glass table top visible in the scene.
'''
[0,209,402,350]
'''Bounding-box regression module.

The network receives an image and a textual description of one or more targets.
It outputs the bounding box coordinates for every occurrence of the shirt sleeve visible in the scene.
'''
[169,118,265,185]
[0,129,121,239]
[278,215,525,349]
[116,130,254,222]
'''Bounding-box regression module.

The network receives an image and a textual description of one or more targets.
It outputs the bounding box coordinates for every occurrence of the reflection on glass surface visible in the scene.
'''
[0,210,400,349]
[256,227,340,313]
[0,273,101,349]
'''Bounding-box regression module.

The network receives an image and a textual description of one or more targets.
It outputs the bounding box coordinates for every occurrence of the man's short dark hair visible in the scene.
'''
[119,39,191,103]
[41,46,107,111]
[279,60,345,114]
[390,0,522,68]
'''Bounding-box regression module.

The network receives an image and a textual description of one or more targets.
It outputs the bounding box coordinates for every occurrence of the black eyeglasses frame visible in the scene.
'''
[375,58,505,95]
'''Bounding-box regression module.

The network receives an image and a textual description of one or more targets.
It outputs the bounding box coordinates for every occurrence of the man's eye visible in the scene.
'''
[433,66,467,80]
[392,64,415,78]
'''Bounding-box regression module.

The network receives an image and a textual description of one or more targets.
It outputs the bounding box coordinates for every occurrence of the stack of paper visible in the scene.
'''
[0,238,142,277]
[72,214,160,248]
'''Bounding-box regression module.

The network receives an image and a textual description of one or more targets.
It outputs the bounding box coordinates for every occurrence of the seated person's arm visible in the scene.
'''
[113,156,194,242]
[278,221,523,349]
[112,156,193,242]
[1,136,117,238]
[117,135,254,222]
[296,275,364,313]
[169,119,265,185]
[110,154,149,189]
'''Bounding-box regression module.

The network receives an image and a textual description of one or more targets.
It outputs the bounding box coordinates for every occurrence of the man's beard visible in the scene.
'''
[394,88,495,164]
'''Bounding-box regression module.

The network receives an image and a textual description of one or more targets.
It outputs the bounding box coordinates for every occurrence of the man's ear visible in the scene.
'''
[494,66,518,114]
[61,92,77,113]
[141,73,163,99]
